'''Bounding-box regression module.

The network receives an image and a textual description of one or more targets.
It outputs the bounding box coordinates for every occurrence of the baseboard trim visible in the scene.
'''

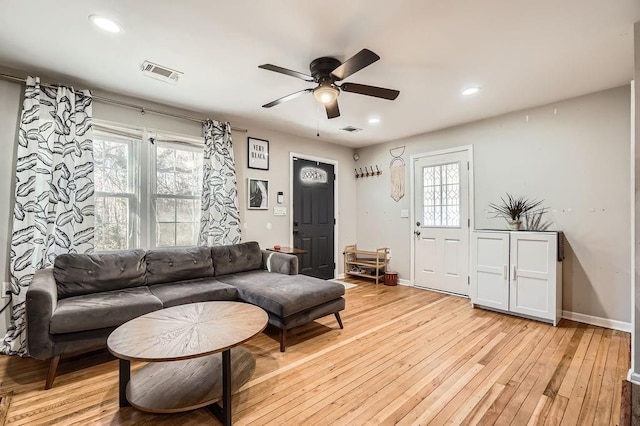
[628,370,640,385]
[337,274,412,287]
[562,310,631,332]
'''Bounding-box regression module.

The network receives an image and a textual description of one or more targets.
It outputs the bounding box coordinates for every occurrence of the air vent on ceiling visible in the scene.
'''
[140,61,183,85]
[340,126,362,133]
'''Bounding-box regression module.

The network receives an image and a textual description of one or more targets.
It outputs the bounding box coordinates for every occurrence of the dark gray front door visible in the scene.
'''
[292,158,335,279]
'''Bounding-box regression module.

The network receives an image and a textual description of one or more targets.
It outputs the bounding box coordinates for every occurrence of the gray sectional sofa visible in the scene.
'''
[26,241,345,389]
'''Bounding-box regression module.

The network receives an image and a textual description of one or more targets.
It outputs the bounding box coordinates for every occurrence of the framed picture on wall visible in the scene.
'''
[248,178,269,210]
[248,137,269,170]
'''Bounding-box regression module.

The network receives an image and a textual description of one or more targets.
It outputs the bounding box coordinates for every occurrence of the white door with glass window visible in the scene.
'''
[413,150,470,296]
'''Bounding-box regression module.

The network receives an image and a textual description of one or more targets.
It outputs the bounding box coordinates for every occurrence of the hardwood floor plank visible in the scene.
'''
[612,330,631,425]
[560,327,604,425]
[511,324,579,424]
[577,328,611,424]
[544,395,569,426]
[0,280,629,426]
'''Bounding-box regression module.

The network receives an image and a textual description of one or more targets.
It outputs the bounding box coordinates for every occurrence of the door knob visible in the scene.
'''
[293,229,299,234]
[293,221,299,226]
[414,230,421,236]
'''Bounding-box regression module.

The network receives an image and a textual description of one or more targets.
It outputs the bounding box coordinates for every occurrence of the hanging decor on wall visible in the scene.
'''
[248,178,269,209]
[354,165,382,179]
[248,137,269,170]
[389,146,406,202]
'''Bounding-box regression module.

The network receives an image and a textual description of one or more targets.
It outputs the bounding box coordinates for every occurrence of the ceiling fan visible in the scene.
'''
[259,49,400,119]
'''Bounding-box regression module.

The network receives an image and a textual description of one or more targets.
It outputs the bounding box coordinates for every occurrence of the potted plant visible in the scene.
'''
[488,193,543,230]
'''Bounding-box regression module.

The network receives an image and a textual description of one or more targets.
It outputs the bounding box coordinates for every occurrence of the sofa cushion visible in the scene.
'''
[54,250,146,299]
[212,241,263,276]
[149,278,238,308]
[146,246,214,286]
[217,270,345,317]
[50,287,163,334]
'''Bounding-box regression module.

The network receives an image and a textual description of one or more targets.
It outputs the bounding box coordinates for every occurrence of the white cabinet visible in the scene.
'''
[470,231,562,326]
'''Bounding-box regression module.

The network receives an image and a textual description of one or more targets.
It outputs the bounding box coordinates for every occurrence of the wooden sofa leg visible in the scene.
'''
[45,355,61,390]
[335,312,344,329]
[280,329,286,353]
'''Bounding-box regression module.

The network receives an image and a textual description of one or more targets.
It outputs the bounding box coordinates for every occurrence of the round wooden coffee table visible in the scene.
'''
[107,301,268,425]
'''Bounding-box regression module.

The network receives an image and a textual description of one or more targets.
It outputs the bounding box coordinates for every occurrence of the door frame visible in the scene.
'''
[289,152,339,279]
[409,145,475,289]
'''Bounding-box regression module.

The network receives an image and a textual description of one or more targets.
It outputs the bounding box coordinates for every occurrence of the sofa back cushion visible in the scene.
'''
[146,246,214,285]
[54,250,147,299]
[212,241,263,276]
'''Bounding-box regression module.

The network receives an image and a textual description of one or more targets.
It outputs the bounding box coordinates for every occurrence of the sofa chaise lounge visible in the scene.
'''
[26,241,345,389]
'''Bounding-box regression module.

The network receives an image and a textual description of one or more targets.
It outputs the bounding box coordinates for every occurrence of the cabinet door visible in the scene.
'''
[471,232,510,311]
[509,232,557,320]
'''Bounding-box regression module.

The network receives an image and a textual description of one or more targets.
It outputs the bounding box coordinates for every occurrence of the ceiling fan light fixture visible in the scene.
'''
[313,85,339,104]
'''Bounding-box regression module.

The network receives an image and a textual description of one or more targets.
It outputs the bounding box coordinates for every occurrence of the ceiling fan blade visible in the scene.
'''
[325,99,340,119]
[330,49,380,81]
[262,89,313,108]
[340,82,400,100]
[258,64,314,82]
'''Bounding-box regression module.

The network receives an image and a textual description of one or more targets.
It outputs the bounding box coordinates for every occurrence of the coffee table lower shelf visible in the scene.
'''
[124,346,255,414]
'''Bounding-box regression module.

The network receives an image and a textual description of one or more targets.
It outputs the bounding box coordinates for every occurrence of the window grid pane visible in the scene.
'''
[154,142,203,247]
[95,196,129,250]
[423,162,460,227]
[94,135,137,250]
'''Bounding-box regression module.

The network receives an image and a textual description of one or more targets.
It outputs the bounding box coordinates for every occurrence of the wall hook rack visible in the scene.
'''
[355,165,383,179]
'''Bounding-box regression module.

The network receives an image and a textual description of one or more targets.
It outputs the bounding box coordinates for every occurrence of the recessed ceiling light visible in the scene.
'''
[89,15,121,33]
[462,87,480,96]
[368,117,381,124]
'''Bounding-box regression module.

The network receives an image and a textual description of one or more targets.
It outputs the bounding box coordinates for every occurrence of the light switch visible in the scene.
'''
[274,207,287,216]
[400,209,409,218]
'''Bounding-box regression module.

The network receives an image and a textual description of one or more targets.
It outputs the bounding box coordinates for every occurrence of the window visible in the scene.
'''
[94,133,138,250]
[152,142,203,247]
[93,124,204,250]
[423,162,460,227]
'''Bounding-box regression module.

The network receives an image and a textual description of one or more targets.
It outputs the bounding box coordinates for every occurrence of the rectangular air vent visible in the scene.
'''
[140,61,183,85]
[340,126,362,133]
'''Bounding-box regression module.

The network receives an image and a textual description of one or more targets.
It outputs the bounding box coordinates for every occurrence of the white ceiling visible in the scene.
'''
[0,1,638,148]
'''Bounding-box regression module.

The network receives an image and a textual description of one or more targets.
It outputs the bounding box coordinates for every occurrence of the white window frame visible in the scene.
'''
[92,120,205,250]
[93,130,141,251]
[149,138,205,248]
[422,161,461,228]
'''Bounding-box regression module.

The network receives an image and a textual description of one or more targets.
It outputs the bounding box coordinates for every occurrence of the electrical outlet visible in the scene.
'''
[1,282,9,298]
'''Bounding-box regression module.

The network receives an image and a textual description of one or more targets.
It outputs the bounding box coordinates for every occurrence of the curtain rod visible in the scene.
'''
[0,72,247,133]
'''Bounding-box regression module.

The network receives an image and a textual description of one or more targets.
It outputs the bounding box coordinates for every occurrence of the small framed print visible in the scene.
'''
[248,178,269,210]
[248,137,269,170]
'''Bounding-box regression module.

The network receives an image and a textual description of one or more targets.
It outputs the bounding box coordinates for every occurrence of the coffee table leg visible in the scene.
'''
[208,349,232,425]
[119,359,131,407]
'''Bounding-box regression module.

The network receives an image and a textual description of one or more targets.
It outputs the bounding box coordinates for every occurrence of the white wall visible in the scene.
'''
[355,86,631,323]
[0,79,22,335]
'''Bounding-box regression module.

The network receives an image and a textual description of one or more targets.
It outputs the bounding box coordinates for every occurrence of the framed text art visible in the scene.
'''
[248,178,269,210]
[248,137,269,170]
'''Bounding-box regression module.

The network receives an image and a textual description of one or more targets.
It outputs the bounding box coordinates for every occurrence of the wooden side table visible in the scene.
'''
[266,246,307,256]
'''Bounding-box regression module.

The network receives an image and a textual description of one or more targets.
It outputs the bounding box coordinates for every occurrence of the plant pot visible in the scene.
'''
[508,220,522,230]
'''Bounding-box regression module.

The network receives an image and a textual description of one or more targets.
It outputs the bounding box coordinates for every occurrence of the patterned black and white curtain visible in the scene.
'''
[1,77,95,355]
[198,120,241,246]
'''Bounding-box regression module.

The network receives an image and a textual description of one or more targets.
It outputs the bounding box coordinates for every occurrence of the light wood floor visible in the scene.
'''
[0,279,630,425]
